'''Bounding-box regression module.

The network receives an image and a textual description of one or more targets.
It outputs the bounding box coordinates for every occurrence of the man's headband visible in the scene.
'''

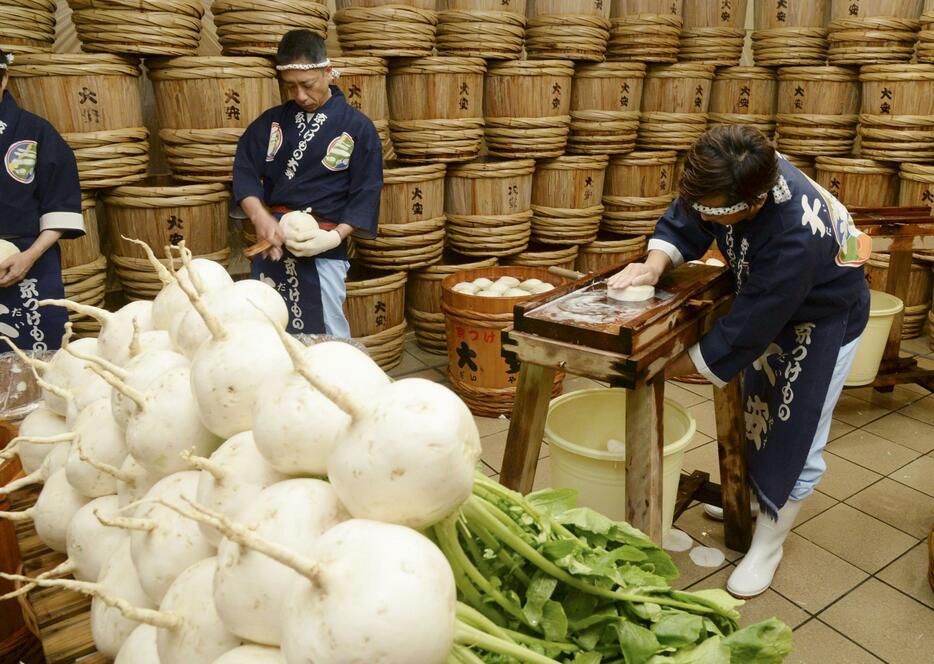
[276,59,331,71]
[691,192,767,217]
[0,53,13,70]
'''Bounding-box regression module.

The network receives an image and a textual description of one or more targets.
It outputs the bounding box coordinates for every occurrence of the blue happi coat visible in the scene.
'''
[650,155,871,516]
[233,85,382,334]
[0,90,84,351]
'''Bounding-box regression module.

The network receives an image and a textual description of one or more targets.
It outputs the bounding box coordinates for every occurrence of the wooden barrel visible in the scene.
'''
[406,253,497,354]
[569,62,645,154]
[708,67,778,138]
[103,181,230,299]
[815,157,900,208]
[898,163,934,214]
[683,0,747,28]
[530,155,608,246]
[865,252,933,338]
[525,1,612,62]
[445,159,536,256]
[387,57,486,164]
[334,2,439,58]
[502,243,579,271]
[828,0,922,66]
[602,150,676,235]
[752,0,829,66]
[859,65,934,163]
[68,0,204,56]
[436,7,527,60]
[442,266,564,416]
[920,10,934,63]
[59,194,102,270]
[148,56,279,183]
[59,194,107,336]
[211,0,330,56]
[354,163,447,270]
[8,54,148,190]
[0,0,55,54]
[782,152,817,178]
[776,66,860,156]
[324,57,393,160]
[679,1,747,66]
[344,265,407,370]
[483,59,575,158]
[638,63,715,151]
[607,0,684,64]
[576,232,647,273]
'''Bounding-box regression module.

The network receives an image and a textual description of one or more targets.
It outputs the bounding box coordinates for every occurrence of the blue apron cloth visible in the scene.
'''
[0,237,67,351]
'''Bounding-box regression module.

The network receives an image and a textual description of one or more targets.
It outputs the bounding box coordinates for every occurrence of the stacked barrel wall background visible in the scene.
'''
[6,0,934,394]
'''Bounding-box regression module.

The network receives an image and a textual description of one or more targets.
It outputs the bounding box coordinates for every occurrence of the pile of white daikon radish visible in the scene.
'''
[451,275,555,298]
[0,236,483,664]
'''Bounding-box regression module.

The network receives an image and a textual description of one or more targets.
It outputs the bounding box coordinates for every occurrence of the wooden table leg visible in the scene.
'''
[625,377,665,545]
[880,240,913,367]
[713,376,753,552]
[500,362,557,494]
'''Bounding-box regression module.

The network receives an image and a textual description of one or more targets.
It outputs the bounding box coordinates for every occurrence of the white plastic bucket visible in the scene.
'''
[544,388,696,537]
[845,290,904,387]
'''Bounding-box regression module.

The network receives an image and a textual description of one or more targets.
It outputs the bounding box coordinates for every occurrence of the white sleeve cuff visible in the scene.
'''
[688,342,727,389]
[39,211,85,234]
[647,238,684,267]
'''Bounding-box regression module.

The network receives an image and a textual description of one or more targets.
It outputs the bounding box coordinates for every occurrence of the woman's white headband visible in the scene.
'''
[691,192,767,217]
[276,59,331,71]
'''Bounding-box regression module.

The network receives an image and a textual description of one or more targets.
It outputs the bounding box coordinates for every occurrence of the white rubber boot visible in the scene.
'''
[726,498,803,599]
[703,499,759,521]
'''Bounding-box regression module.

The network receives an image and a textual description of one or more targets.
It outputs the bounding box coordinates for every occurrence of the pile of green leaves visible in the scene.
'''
[433,475,793,664]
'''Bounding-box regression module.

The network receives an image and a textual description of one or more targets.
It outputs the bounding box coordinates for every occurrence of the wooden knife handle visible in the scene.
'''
[547,266,588,280]
[243,239,272,258]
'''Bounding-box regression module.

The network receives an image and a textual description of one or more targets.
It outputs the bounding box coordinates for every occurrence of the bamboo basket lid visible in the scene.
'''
[383,162,447,183]
[778,66,859,81]
[330,56,388,75]
[535,154,609,170]
[8,54,141,77]
[1,0,56,11]
[389,56,486,74]
[860,64,934,80]
[610,150,677,165]
[575,62,647,77]
[103,182,229,207]
[645,62,716,78]
[900,163,934,182]
[68,0,204,13]
[437,8,527,25]
[714,66,776,80]
[447,159,536,178]
[334,5,438,23]
[146,56,276,79]
[486,60,575,76]
[815,157,897,174]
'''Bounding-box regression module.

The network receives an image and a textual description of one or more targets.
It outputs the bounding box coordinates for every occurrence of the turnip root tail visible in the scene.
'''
[179,450,226,481]
[0,336,50,371]
[75,435,133,483]
[252,303,362,419]
[0,440,16,461]
[174,243,207,295]
[0,560,77,601]
[63,340,128,379]
[123,237,173,286]
[0,573,180,629]
[170,244,227,341]
[157,497,321,583]
[38,299,112,325]
[0,508,35,522]
[86,364,145,410]
[94,510,157,533]
[31,367,77,415]
[0,469,46,496]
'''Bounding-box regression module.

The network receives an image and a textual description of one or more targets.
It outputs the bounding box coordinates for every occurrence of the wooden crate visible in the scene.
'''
[9,487,103,664]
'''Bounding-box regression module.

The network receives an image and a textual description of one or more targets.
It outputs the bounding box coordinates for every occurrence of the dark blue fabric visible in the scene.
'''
[0,91,82,240]
[250,249,325,335]
[0,237,66,351]
[652,156,870,385]
[232,85,383,262]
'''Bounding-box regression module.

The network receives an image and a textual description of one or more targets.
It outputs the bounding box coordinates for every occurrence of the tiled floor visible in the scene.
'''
[391,336,934,664]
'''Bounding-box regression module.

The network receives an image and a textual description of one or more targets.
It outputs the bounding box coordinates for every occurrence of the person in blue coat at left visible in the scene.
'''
[0,49,85,351]
[232,29,383,337]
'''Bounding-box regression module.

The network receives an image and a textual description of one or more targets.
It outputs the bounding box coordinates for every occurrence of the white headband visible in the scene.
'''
[276,59,331,71]
[0,53,13,69]
[691,192,767,217]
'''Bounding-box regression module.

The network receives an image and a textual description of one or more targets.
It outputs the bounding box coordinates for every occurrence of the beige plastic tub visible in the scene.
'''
[544,387,696,537]
[845,290,904,387]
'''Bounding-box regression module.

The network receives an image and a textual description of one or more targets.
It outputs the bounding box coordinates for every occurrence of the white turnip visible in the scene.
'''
[115,624,160,664]
[214,645,286,664]
[65,399,128,497]
[0,468,91,552]
[4,404,69,474]
[0,443,70,496]
[190,431,290,547]
[40,299,155,367]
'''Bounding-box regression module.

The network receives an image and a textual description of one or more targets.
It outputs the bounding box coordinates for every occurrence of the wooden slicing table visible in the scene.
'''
[499,260,754,551]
